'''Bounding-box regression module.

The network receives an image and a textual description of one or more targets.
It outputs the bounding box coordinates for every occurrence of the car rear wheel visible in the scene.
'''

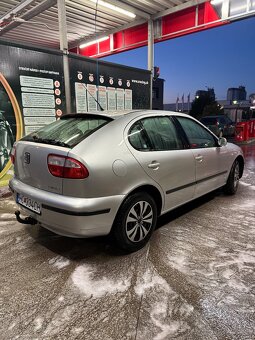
[224,159,240,195]
[112,192,157,252]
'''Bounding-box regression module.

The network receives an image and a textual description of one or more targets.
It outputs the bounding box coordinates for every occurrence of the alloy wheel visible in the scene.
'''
[125,201,153,243]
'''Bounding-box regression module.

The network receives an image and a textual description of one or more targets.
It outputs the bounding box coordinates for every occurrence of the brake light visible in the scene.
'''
[10,145,16,164]
[47,154,89,179]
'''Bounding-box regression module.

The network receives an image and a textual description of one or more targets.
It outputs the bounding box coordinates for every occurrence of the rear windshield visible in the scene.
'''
[21,114,112,148]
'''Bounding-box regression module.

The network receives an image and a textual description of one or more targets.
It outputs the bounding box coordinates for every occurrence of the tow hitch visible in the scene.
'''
[15,211,37,225]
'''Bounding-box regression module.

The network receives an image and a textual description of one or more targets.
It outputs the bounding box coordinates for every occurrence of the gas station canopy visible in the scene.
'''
[0,0,254,57]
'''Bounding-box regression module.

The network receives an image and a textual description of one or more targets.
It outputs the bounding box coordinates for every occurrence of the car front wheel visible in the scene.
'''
[224,159,240,195]
[112,192,157,252]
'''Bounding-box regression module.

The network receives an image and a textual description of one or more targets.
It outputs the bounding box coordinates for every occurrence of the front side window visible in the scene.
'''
[176,117,216,148]
[128,116,182,151]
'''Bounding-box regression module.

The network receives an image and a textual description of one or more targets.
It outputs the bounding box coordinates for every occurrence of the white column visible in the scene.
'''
[58,0,71,114]
[222,0,230,19]
[148,19,154,110]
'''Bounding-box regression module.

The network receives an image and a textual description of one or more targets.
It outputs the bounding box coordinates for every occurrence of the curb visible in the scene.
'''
[234,139,255,145]
[228,138,255,146]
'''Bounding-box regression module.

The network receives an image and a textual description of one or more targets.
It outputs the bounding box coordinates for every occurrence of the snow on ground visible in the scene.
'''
[0,213,15,219]
[43,305,77,337]
[240,181,251,186]
[34,317,43,331]
[150,298,190,340]
[134,262,195,340]
[49,256,70,269]
[71,264,131,298]
[134,267,171,296]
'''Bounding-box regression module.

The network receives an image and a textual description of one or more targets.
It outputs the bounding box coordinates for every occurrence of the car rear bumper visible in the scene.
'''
[9,177,125,237]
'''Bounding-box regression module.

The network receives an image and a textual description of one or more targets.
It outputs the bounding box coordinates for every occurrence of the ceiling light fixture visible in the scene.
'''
[210,0,223,5]
[89,0,136,18]
[79,36,109,48]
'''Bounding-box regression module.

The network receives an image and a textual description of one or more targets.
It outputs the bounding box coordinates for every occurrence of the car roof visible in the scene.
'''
[62,110,191,121]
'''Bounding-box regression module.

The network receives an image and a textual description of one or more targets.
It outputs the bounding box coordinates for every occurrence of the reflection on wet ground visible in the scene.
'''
[241,143,255,171]
[0,144,254,340]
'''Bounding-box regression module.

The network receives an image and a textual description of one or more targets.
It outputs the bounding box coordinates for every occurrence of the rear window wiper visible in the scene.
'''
[32,136,70,148]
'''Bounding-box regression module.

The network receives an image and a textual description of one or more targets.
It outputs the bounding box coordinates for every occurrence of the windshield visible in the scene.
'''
[22,115,112,148]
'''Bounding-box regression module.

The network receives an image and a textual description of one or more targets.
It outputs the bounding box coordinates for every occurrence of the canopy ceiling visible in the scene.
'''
[0,0,254,53]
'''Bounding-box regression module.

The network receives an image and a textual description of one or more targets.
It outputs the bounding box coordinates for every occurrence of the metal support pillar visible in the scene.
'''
[222,0,230,19]
[148,19,154,110]
[57,0,71,114]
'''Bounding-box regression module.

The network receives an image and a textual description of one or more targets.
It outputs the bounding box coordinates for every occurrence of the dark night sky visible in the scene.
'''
[102,16,255,104]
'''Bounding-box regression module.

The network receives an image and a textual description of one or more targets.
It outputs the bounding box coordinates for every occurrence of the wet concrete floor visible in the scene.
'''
[0,144,255,340]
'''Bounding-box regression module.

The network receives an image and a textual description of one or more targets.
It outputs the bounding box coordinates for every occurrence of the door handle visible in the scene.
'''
[148,161,160,169]
[195,155,203,162]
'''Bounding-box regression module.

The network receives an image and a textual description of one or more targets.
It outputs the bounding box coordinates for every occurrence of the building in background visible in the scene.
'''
[164,102,189,112]
[227,86,246,102]
[152,78,164,110]
[217,88,252,122]
[164,86,255,121]
[196,88,215,101]
[249,93,255,107]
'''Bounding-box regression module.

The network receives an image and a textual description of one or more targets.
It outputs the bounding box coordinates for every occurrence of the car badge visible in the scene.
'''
[24,152,30,164]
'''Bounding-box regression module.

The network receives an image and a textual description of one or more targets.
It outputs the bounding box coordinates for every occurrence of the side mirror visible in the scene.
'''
[218,137,227,147]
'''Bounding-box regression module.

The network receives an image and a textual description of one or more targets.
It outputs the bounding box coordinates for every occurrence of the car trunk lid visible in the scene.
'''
[14,114,113,195]
[15,141,70,194]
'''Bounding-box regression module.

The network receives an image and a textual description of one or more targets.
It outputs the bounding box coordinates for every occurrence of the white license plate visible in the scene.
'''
[17,194,41,215]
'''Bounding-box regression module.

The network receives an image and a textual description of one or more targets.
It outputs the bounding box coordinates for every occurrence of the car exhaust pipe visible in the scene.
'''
[15,210,37,225]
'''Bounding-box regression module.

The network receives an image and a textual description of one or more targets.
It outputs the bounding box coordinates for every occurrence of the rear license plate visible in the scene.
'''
[17,194,41,215]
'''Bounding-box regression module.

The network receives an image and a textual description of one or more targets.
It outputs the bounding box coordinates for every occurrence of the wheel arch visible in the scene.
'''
[110,186,161,252]
[114,184,163,222]
[126,185,163,216]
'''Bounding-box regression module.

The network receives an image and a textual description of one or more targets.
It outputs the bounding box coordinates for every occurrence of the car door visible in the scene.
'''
[125,115,196,212]
[175,116,229,198]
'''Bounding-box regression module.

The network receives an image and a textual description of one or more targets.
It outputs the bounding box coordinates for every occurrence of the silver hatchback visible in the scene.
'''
[10,110,244,252]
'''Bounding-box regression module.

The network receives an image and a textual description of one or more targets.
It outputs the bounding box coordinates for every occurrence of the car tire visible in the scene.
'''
[112,192,157,253]
[224,159,240,195]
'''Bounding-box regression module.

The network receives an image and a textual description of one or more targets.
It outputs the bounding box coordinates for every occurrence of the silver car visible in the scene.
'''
[10,110,244,252]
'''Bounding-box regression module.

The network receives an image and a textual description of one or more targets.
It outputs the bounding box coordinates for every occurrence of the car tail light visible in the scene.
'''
[47,154,89,179]
[10,144,16,164]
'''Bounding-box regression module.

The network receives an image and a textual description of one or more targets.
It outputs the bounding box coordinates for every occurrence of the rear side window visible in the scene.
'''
[128,116,183,151]
[22,115,112,148]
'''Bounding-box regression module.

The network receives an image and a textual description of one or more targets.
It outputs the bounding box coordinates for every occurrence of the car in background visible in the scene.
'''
[200,115,235,137]
[10,110,244,252]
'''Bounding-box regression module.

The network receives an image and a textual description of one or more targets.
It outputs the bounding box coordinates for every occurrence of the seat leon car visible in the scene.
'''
[10,111,244,252]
